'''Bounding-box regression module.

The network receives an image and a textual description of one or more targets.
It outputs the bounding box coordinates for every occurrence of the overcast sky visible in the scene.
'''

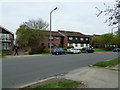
[0,0,117,37]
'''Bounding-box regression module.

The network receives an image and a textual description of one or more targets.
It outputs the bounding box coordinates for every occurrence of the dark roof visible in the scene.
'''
[0,25,14,35]
[58,30,89,37]
[44,31,63,37]
[93,34,101,37]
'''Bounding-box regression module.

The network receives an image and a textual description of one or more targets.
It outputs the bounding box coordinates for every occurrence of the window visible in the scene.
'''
[56,43,59,47]
[75,37,78,40]
[80,38,84,41]
[48,36,54,41]
[48,43,54,47]
[69,37,73,40]
[86,38,88,41]
[1,34,10,40]
[56,37,59,40]
[48,36,54,40]
[2,43,9,50]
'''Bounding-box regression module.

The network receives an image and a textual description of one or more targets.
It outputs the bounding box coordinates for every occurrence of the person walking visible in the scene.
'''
[14,46,19,56]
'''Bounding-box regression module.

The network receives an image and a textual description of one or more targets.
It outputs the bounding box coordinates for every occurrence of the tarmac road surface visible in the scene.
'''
[2,52,118,88]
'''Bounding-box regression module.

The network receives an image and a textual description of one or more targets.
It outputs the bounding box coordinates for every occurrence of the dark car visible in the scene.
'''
[113,48,120,52]
[52,48,66,55]
[81,48,94,53]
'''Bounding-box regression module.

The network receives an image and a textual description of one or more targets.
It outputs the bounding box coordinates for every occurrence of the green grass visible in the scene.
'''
[0,55,5,58]
[93,58,120,67]
[29,79,80,89]
[2,50,13,55]
[35,53,50,55]
[93,48,106,52]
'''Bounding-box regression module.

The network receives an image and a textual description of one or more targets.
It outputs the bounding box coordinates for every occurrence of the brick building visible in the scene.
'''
[41,30,90,49]
[41,31,64,48]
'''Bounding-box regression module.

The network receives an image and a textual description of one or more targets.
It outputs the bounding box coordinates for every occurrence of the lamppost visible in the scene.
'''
[49,7,57,53]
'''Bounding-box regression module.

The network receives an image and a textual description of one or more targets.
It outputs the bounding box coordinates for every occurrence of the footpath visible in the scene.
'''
[63,65,119,88]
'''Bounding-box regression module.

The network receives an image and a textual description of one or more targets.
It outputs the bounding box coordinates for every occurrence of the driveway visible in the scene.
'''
[2,52,118,88]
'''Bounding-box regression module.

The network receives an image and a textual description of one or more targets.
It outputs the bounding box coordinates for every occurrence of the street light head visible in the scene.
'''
[54,7,57,10]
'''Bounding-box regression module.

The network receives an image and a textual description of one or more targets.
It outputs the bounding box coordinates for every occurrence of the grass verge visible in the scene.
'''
[93,58,120,67]
[35,53,50,55]
[26,78,83,89]
[0,55,5,58]
[93,48,106,52]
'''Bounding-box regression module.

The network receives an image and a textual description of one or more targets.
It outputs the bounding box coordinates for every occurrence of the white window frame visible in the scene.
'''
[80,38,84,41]
[56,37,59,40]
[69,37,73,40]
[86,38,88,41]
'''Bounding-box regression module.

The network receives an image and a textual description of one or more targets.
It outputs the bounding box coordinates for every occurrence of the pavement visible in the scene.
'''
[63,65,119,88]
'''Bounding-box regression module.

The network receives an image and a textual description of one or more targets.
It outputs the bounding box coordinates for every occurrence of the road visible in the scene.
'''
[2,52,118,88]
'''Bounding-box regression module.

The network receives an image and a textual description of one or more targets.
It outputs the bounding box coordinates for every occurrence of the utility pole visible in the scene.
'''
[49,7,57,54]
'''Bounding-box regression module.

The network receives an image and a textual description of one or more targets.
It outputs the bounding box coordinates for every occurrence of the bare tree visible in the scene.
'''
[23,18,49,30]
[95,0,120,34]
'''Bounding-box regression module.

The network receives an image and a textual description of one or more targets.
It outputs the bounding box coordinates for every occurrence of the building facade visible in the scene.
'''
[41,30,90,49]
[41,31,64,48]
[58,30,90,49]
[0,26,14,51]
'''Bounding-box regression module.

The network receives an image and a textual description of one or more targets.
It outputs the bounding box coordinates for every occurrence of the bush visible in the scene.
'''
[44,48,50,53]
[63,48,67,51]
[104,47,113,51]
[67,46,74,49]
[29,46,50,55]
[2,50,13,55]
[29,46,45,55]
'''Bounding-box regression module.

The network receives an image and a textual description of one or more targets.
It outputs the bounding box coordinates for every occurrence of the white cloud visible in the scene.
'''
[0,1,116,37]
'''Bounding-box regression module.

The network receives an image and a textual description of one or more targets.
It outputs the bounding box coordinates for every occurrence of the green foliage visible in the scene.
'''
[2,50,13,55]
[93,48,106,52]
[93,58,120,67]
[16,25,46,50]
[32,79,80,88]
[29,46,48,55]
[91,33,120,48]
[67,46,74,49]
[0,55,5,58]
[63,48,67,51]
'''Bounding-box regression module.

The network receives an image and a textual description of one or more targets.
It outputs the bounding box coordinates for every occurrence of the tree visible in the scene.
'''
[23,18,49,30]
[91,33,116,48]
[95,0,120,27]
[16,19,49,51]
[16,25,45,50]
[95,0,120,47]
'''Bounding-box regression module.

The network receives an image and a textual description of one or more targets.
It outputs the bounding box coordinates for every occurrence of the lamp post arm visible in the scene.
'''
[49,7,57,54]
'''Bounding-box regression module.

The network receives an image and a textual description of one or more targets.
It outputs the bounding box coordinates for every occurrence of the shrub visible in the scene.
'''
[2,50,13,55]
[29,46,50,55]
[29,46,45,55]
[105,47,113,51]
[44,48,50,53]
[67,46,74,49]
[63,48,67,51]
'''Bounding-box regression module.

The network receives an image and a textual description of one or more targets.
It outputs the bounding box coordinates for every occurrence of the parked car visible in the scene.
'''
[81,48,94,53]
[67,48,81,54]
[113,48,120,52]
[52,48,66,55]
